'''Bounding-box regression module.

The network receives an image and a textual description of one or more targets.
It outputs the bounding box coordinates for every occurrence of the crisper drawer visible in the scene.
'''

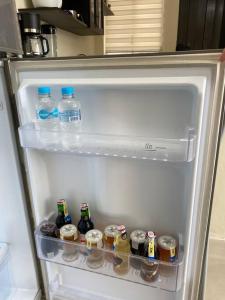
[35,224,184,293]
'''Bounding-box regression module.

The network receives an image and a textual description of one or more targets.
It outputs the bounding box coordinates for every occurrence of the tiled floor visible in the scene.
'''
[205,238,225,300]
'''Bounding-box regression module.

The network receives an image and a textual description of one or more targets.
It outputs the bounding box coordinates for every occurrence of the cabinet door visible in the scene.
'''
[0,0,22,54]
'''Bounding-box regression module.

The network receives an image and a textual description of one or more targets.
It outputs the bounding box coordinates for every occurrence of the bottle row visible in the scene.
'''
[38,200,179,283]
[35,86,81,131]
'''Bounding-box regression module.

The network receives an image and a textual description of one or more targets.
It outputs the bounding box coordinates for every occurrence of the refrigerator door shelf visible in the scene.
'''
[35,226,184,292]
[49,274,120,300]
[19,123,196,162]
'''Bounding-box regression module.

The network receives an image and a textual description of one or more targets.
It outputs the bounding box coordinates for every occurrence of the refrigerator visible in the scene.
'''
[1,3,225,300]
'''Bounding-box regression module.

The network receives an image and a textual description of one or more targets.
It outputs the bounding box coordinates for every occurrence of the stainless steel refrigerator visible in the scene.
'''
[0,2,225,300]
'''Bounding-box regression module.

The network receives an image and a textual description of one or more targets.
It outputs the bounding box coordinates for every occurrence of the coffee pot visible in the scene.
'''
[19,13,49,57]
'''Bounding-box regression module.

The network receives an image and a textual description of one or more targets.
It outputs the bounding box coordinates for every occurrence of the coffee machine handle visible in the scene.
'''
[40,36,49,56]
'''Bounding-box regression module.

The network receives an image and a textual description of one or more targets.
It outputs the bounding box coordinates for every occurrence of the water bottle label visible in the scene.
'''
[37,108,58,120]
[59,109,81,123]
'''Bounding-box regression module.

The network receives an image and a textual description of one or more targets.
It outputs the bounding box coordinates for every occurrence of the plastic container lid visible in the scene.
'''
[38,87,51,95]
[85,229,103,245]
[60,224,78,239]
[157,235,177,250]
[40,222,57,237]
[62,87,75,95]
[104,225,119,238]
[130,230,146,244]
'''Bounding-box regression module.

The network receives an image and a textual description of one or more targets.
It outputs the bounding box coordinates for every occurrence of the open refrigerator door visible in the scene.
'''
[0,61,40,300]
[8,53,225,300]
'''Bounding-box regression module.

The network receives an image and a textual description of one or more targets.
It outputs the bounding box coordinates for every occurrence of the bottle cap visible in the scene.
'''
[38,86,51,95]
[117,225,126,234]
[147,231,156,239]
[62,87,75,95]
[80,202,88,209]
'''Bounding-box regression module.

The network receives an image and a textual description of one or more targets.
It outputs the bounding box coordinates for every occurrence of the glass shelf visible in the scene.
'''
[19,123,196,162]
[35,223,184,292]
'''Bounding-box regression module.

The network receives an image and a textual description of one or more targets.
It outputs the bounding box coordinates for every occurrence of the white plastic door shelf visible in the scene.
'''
[19,123,196,162]
[35,223,183,293]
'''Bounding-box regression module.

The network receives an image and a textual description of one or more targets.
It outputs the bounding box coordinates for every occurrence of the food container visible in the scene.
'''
[85,229,104,269]
[157,235,177,262]
[104,224,118,262]
[40,222,58,258]
[60,224,79,262]
[130,230,146,269]
[104,225,118,249]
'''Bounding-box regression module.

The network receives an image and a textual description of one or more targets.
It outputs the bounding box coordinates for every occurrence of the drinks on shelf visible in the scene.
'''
[58,86,81,130]
[37,202,180,285]
[113,225,131,275]
[157,235,177,262]
[60,224,79,262]
[140,231,159,282]
[104,224,119,262]
[55,199,72,229]
[130,230,146,269]
[104,225,119,250]
[35,86,58,130]
[77,203,94,244]
[85,229,104,269]
[40,222,58,258]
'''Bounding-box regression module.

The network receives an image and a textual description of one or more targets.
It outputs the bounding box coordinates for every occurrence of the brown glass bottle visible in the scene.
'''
[77,203,94,244]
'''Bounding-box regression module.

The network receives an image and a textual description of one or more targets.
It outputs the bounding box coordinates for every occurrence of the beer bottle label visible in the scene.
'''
[148,238,155,259]
[170,247,176,261]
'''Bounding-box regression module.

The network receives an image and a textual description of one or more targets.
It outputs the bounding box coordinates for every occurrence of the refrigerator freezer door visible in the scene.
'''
[9,53,225,300]
[0,0,22,55]
[0,62,40,299]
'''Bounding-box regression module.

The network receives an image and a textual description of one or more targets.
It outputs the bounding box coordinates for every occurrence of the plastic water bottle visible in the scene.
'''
[35,87,59,146]
[58,87,81,131]
[58,87,81,149]
[35,86,58,130]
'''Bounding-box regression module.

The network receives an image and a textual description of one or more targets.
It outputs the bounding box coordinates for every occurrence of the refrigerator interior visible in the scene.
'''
[15,60,216,300]
[0,64,39,300]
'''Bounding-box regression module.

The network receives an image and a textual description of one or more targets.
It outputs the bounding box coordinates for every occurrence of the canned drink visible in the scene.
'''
[157,235,177,262]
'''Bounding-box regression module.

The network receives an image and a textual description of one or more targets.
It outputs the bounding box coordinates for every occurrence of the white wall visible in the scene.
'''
[15,0,104,57]
[209,134,225,239]
[162,0,180,52]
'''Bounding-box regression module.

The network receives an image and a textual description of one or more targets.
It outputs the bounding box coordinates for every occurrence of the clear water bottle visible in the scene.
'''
[35,86,58,130]
[58,87,81,149]
[58,87,81,131]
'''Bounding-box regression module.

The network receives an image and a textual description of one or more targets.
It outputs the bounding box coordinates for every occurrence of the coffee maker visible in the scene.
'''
[19,13,49,57]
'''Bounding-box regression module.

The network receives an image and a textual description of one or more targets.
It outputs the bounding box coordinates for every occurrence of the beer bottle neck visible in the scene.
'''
[57,204,64,215]
[81,208,89,219]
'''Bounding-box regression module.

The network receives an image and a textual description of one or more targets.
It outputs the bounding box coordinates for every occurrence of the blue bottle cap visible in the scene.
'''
[38,87,51,95]
[62,87,75,95]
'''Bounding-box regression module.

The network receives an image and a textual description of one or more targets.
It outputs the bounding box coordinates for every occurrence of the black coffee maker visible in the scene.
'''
[19,13,49,57]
